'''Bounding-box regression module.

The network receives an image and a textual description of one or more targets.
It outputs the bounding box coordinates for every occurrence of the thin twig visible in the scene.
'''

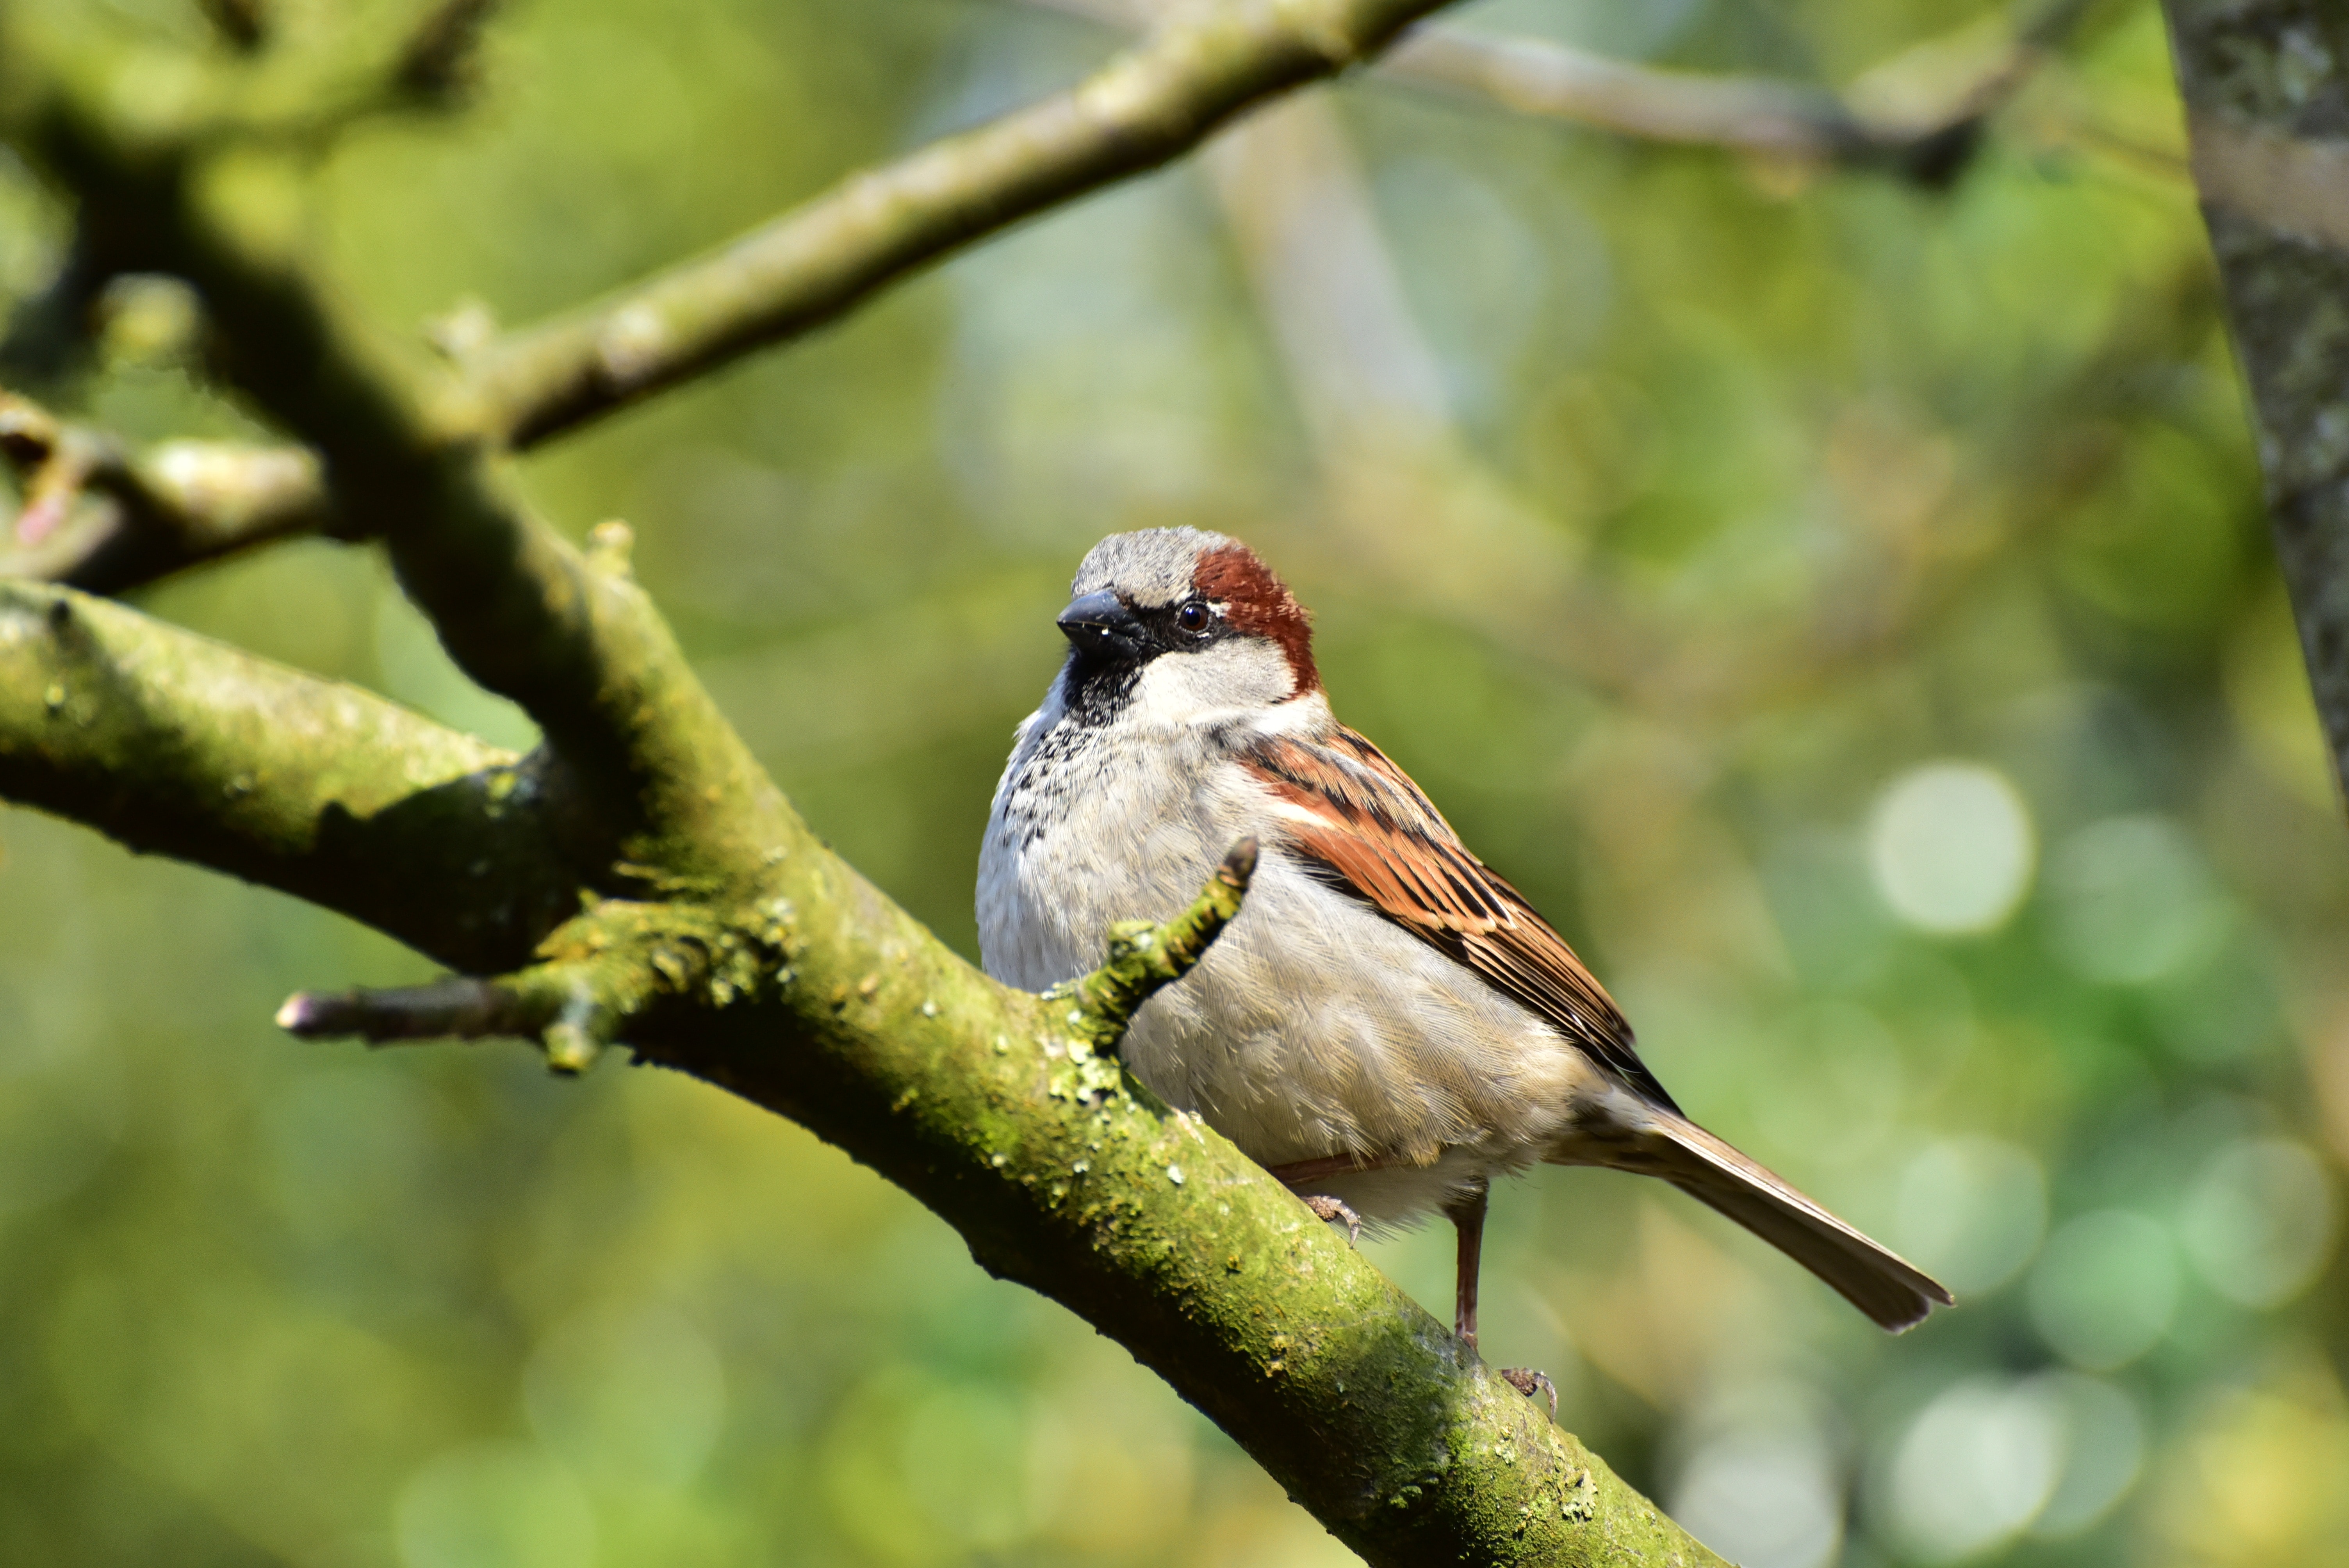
[278,975,544,1042]
[280,962,617,1073]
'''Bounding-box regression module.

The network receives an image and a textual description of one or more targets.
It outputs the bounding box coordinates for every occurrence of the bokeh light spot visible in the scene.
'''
[1894,1137,2047,1294]
[395,1442,597,1568]
[2046,814,2227,983]
[1866,763,2035,935]
[2180,1137,2338,1308]
[1672,1426,1843,1568]
[525,1303,726,1491]
[1881,1377,2062,1562]
[2028,1372,2146,1538]
[2027,1210,2179,1370]
[900,1381,1031,1551]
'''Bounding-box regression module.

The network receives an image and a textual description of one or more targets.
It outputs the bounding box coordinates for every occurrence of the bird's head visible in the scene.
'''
[1053,529,1319,718]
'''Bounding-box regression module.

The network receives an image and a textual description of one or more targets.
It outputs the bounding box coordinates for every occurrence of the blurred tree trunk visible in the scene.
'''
[2162,1,2349,799]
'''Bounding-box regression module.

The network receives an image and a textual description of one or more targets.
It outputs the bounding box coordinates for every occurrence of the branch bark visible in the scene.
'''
[0,579,583,972]
[2162,0,2349,799]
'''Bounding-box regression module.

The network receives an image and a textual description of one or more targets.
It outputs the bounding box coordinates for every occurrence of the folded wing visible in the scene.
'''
[1240,727,1680,1115]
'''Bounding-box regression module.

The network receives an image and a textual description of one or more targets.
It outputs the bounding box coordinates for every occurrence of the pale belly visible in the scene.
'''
[978,722,1613,1226]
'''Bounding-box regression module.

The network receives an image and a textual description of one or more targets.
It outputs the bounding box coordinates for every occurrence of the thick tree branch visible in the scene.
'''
[461,0,1462,448]
[2162,0,2349,800]
[0,579,585,972]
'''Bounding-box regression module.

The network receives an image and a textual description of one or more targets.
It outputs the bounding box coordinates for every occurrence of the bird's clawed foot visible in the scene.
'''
[1500,1367,1558,1421]
[1299,1194,1362,1245]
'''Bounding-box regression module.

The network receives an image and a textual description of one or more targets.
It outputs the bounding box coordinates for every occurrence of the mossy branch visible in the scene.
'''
[0,579,586,972]
[1051,837,1257,1054]
[0,572,1725,1566]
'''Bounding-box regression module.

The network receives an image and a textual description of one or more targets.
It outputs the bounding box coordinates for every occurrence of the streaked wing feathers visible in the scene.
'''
[1242,728,1679,1114]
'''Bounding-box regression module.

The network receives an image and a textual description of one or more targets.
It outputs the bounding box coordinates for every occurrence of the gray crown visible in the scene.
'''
[1069,527,1232,608]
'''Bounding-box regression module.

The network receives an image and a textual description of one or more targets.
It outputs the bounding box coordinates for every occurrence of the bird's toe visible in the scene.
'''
[1298,1194,1362,1245]
[1499,1367,1558,1421]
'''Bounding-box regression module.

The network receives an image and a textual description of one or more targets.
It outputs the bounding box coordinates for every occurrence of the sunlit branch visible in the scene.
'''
[465,0,1464,448]
[0,567,1720,1566]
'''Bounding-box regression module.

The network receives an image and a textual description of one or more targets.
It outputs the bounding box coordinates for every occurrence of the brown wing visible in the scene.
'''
[1241,727,1680,1114]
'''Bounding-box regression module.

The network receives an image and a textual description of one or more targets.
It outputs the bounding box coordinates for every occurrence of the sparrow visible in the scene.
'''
[977,528,1951,1382]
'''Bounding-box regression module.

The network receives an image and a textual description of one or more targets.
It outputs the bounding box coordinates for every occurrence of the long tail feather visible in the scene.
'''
[1644,1116,1952,1332]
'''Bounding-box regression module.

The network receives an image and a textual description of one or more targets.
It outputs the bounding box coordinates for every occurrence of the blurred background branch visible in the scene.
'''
[1023,0,2094,181]
[0,0,1479,593]
[0,391,333,590]
[463,0,1464,448]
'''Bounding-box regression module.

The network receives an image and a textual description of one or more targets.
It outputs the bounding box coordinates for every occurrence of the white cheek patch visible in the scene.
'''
[1130,638,1297,721]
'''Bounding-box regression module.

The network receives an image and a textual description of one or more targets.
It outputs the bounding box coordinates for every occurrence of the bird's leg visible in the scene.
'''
[1442,1177,1491,1349]
[1299,1193,1362,1244]
[1443,1177,1558,1420]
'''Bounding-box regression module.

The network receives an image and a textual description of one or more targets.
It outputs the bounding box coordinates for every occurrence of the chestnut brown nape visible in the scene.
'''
[1192,542,1318,694]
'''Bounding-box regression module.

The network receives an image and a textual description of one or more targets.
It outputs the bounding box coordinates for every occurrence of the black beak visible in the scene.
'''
[1057,590,1145,661]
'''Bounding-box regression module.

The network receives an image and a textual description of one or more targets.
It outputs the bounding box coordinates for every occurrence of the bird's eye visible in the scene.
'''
[1177,601,1213,634]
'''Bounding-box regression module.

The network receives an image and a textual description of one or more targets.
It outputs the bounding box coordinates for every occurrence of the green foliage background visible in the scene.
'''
[3,0,2346,1564]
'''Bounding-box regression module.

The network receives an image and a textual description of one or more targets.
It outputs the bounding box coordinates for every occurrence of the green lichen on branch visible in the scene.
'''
[0,579,584,971]
[280,887,798,1075]
[1048,836,1257,1055]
